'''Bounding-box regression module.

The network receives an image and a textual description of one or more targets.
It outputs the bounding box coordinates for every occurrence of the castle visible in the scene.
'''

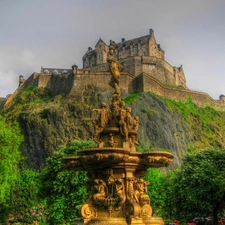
[82,29,186,88]
[3,29,225,110]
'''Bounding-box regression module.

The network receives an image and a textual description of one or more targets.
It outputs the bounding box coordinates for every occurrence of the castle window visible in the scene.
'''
[138,42,142,50]
[98,52,103,60]
[123,47,126,53]
[130,45,133,52]
[86,58,89,66]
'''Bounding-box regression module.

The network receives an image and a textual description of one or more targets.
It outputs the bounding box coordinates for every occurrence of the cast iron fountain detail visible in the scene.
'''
[63,44,174,225]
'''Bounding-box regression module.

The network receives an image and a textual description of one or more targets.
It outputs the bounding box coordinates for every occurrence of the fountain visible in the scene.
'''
[63,44,174,225]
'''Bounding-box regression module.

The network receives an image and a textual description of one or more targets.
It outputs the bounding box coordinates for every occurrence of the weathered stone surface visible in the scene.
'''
[15,90,184,168]
[131,93,192,167]
[3,86,225,170]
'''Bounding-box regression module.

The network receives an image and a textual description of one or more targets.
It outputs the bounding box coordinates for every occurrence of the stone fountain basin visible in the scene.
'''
[63,148,173,171]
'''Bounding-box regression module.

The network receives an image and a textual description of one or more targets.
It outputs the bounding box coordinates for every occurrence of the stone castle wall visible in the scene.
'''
[5,73,40,105]
[141,56,186,87]
[34,72,225,110]
[141,73,225,110]
[85,56,185,88]
[68,70,135,97]
[5,70,225,110]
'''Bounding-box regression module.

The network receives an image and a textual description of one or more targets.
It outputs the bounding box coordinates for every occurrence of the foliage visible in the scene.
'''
[40,139,96,224]
[141,108,157,114]
[163,169,180,222]
[0,115,23,222]
[161,82,186,90]
[137,141,171,153]
[2,86,52,120]
[163,96,225,149]
[137,140,153,152]
[144,168,166,216]
[10,169,47,224]
[123,92,141,105]
[20,86,52,104]
[164,148,225,224]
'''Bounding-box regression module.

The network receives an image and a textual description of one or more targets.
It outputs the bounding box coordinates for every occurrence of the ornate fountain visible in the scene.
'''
[63,44,174,225]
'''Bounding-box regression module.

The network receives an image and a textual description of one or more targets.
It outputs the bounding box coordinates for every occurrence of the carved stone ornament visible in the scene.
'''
[63,42,174,225]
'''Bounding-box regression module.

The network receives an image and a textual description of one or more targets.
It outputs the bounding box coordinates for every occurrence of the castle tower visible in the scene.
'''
[148,29,164,59]
[81,29,186,88]
[95,38,109,65]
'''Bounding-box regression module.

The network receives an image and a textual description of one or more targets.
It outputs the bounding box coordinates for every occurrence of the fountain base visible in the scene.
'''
[73,216,164,225]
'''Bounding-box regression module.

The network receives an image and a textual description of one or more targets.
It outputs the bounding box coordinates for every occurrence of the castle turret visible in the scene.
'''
[219,94,225,102]
[72,63,78,74]
[19,75,26,87]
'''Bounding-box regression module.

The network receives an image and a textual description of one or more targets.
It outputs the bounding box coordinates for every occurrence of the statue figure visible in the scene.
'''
[109,100,120,127]
[133,178,150,205]
[129,116,139,147]
[125,107,134,131]
[110,93,120,103]
[107,45,124,95]
[108,133,117,147]
[133,179,153,217]
[104,168,116,196]
[92,102,109,143]
[118,101,128,141]
[132,116,139,131]
[93,179,107,204]
[114,178,126,210]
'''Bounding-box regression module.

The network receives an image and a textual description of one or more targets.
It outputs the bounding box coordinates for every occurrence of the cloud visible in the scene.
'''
[0,47,40,97]
[0,0,225,99]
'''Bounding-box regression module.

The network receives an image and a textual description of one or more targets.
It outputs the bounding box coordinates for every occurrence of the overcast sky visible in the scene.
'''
[1,0,225,99]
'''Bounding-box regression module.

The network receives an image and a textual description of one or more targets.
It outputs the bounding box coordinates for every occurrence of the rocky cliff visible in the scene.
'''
[2,85,225,169]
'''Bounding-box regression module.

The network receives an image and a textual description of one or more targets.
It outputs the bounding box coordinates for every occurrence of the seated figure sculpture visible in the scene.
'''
[133,178,152,217]
[92,179,108,205]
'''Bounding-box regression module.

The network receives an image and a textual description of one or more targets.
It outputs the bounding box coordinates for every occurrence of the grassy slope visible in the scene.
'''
[123,92,225,151]
[2,88,225,161]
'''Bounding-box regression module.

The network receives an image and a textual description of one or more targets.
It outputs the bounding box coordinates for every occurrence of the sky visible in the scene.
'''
[0,0,225,99]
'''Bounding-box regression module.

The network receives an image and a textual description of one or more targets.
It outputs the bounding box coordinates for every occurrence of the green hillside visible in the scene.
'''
[1,86,225,169]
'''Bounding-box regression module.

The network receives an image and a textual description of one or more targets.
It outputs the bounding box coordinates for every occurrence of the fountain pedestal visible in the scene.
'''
[64,148,173,225]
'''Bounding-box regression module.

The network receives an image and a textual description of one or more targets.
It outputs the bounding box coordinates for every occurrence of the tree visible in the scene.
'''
[165,148,225,225]
[10,169,46,224]
[144,168,166,217]
[40,139,96,224]
[0,115,23,222]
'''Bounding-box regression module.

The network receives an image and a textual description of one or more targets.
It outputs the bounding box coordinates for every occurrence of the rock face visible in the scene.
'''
[2,86,225,169]
[131,93,192,167]
[99,92,192,167]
